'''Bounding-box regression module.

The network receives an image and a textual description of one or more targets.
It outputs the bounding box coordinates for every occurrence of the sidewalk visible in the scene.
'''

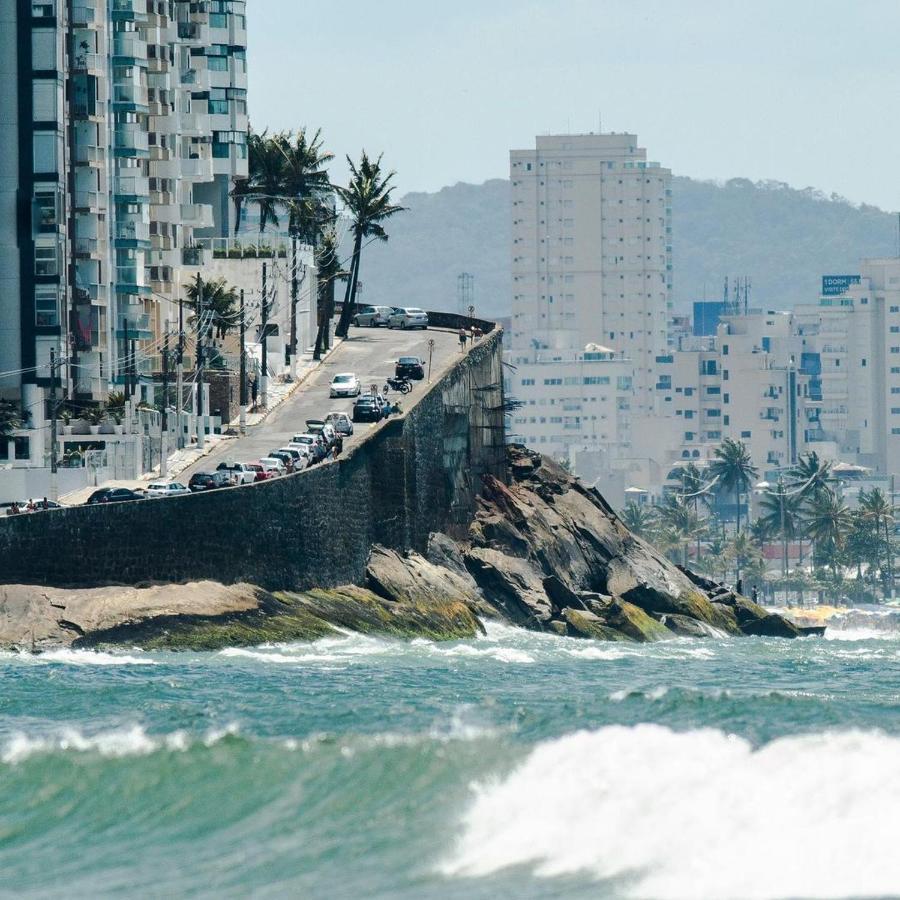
[59,339,342,505]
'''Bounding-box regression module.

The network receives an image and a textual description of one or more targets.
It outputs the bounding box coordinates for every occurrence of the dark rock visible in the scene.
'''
[464,547,554,626]
[562,608,631,642]
[543,575,587,612]
[740,613,802,639]
[657,613,725,638]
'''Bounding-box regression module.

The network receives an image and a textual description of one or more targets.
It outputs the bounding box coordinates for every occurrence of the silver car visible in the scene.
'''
[388,307,429,329]
[145,482,191,498]
[354,305,393,327]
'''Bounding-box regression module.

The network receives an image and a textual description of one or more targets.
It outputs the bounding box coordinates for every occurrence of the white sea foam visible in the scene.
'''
[36,648,155,666]
[441,724,900,898]
[1,722,234,764]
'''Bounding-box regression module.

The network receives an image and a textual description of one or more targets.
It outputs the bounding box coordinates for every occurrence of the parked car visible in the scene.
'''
[267,450,297,472]
[14,498,62,511]
[353,305,393,327]
[277,447,309,469]
[305,419,338,448]
[329,372,361,398]
[324,411,354,436]
[388,307,428,329]
[258,458,286,477]
[86,487,146,505]
[145,482,190,499]
[215,461,257,485]
[187,471,230,492]
[246,462,270,482]
[352,395,382,423]
[290,433,327,462]
[395,356,425,380]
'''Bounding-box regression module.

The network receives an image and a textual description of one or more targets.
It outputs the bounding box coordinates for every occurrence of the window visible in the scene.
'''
[35,285,58,326]
[33,191,57,231]
[32,132,58,172]
[543,378,562,386]
[520,378,535,386]
[34,243,58,276]
[741,430,751,438]
[14,437,30,461]
[32,80,57,119]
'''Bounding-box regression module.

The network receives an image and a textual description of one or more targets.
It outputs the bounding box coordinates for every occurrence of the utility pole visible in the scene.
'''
[160,327,170,477]
[49,347,59,501]
[778,474,787,585]
[427,338,435,384]
[260,261,268,408]
[176,296,184,449]
[130,337,137,403]
[239,288,247,435]
[289,236,298,375]
[123,317,131,400]
[195,271,205,450]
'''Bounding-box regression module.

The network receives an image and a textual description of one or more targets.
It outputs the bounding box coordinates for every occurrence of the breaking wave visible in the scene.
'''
[442,724,900,898]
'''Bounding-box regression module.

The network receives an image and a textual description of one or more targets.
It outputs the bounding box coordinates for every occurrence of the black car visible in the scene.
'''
[86,487,145,505]
[395,356,425,380]
[188,471,230,492]
[352,396,382,423]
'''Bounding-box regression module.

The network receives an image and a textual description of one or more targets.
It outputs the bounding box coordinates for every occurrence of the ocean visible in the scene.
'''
[2,620,900,899]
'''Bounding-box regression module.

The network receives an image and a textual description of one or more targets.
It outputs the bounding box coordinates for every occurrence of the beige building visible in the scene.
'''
[506,132,672,461]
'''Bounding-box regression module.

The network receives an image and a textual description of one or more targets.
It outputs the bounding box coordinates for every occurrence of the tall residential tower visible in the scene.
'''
[506,132,672,460]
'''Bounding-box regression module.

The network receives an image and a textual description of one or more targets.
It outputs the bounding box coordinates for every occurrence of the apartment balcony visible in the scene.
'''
[180,203,214,228]
[115,267,152,297]
[115,313,153,339]
[115,220,151,246]
[73,190,107,212]
[114,125,150,155]
[179,156,214,181]
[149,189,175,207]
[177,20,209,43]
[112,33,148,63]
[72,51,103,73]
[178,111,208,137]
[180,68,210,91]
[111,0,148,19]
[74,143,106,167]
[148,53,170,74]
[113,83,149,110]
[113,174,150,199]
[149,144,173,161]
[182,246,210,267]
[74,237,101,258]
[71,4,99,26]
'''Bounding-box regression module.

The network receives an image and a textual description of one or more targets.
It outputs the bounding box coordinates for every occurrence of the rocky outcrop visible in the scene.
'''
[0,446,813,651]
[454,446,806,642]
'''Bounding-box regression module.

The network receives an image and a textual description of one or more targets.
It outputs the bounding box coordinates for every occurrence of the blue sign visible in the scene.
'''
[822,275,860,296]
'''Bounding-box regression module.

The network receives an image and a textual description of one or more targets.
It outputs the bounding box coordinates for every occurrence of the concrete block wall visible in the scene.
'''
[0,331,506,590]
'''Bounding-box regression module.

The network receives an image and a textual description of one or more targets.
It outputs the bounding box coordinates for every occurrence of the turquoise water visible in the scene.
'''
[3,621,900,899]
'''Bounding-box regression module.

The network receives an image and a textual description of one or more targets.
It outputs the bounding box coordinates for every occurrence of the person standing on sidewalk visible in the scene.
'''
[458,327,467,352]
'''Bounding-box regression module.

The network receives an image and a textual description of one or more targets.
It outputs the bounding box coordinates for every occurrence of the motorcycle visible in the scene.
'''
[383,376,412,395]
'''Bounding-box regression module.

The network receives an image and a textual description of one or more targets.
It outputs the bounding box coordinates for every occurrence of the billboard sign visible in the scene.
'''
[822,275,860,296]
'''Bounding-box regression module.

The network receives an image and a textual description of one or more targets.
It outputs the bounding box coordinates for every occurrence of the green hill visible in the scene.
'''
[357,176,900,318]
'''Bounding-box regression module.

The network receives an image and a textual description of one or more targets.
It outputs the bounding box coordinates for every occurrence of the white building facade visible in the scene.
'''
[506,132,672,462]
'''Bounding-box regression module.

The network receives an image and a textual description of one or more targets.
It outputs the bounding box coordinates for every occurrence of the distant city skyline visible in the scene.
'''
[250,0,900,209]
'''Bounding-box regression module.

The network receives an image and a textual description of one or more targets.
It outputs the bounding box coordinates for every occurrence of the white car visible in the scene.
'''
[388,307,429,329]
[145,482,190,498]
[278,447,310,469]
[215,461,257,484]
[330,372,360,398]
[258,457,286,476]
[325,411,354,436]
[353,305,393,327]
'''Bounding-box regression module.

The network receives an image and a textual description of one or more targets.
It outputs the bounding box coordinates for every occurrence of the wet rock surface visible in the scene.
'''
[0,446,810,650]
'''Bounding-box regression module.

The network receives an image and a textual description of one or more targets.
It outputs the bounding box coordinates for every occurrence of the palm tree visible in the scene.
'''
[313,228,348,359]
[804,488,853,584]
[185,277,239,342]
[657,493,707,566]
[277,128,334,244]
[334,152,405,338]
[231,128,287,236]
[0,399,23,439]
[726,531,764,587]
[757,482,802,579]
[675,461,713,563]
[858,487,895,596]
[709,438,758,535]
[789,451,833,499]
[620,500,656,539]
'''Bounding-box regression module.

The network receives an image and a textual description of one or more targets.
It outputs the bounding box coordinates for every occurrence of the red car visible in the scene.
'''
[247,462,271,482]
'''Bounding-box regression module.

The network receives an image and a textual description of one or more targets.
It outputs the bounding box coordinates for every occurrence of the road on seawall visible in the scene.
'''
[181,325,467,481]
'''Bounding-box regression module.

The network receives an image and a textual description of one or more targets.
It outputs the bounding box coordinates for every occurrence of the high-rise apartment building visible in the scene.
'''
[507,132,672,460]
[0,0,247,427]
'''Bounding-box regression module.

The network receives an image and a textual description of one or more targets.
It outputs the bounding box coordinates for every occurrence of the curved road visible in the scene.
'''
[181,326,466,480]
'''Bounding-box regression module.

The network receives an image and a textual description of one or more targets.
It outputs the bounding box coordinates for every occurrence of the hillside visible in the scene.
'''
[357,176,899,317]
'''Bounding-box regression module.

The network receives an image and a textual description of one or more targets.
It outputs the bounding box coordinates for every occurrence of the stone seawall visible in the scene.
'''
[0,332,505,591]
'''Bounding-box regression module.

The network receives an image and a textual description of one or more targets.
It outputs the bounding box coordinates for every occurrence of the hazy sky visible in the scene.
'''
[248,0,900,208]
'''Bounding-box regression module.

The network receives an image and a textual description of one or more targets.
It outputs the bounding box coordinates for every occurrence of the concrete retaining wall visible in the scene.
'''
[0,332,505,590]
